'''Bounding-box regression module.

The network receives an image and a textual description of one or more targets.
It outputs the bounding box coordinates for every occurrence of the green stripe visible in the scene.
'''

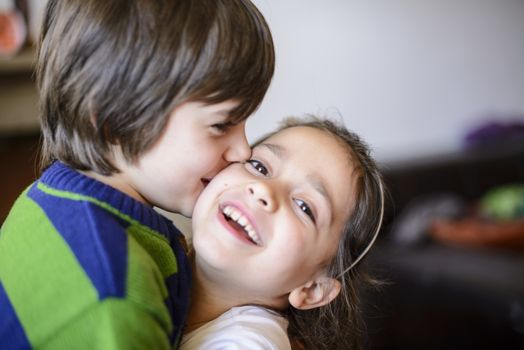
[0,194,97,347]
[32,235,172,349]
[127,224,178,277]
[126,235,172,333]
[40,299,171,350]
[38,181,179,276]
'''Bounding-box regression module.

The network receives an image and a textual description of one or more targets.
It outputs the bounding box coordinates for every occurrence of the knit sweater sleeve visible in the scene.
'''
[40,298,171,350]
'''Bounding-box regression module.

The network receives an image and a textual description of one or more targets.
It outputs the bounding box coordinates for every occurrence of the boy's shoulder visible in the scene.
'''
[0,162,190,348]
[1,162,188,296]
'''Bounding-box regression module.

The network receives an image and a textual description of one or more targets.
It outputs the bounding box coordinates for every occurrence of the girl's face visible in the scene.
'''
[192,126,357,303]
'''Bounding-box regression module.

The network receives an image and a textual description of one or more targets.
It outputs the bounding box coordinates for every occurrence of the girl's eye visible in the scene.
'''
[295,198,316,224]
[246,159,269,176]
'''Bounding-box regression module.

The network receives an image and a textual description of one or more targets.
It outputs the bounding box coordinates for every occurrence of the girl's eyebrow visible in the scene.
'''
[307,174,331,206]
[307,173,334,224]
[256,143,286,160]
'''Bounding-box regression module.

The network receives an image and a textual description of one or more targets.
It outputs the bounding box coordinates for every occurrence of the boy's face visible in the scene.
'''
[192,126,357,302]
[118,100,251,216]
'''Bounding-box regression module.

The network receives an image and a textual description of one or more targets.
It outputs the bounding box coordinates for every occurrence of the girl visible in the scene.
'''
[182,116,385,350]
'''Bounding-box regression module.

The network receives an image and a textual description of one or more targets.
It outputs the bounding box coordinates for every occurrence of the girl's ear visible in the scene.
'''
[288,276,341,310]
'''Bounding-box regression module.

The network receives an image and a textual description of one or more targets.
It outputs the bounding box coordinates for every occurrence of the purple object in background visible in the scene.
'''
[464,119,524,149]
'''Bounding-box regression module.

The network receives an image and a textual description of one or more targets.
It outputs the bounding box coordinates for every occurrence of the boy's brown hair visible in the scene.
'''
[37,0,274,174]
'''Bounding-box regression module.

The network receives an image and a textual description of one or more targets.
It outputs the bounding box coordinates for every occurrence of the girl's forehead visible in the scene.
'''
[257,126,349,163]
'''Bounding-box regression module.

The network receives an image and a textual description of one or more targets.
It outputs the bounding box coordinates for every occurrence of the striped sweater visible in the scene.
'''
[0,161,191,349]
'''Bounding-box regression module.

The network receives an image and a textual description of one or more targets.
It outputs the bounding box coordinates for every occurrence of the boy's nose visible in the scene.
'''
[223,124,251,163]
[247,182,277,212]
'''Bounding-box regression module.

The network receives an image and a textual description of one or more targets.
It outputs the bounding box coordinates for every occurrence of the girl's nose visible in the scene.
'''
[247,181,277,212]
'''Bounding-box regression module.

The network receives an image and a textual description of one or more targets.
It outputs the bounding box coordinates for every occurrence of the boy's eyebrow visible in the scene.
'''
[258,143,333,214]
[216,110,231,117]
[217,111,241,124]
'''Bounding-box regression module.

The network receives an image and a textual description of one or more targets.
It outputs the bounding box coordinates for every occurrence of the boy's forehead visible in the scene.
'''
[200,99,238,114]
[199,98,248,123]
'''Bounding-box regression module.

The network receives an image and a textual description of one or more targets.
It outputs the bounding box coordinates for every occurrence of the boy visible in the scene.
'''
[0,0,274,349]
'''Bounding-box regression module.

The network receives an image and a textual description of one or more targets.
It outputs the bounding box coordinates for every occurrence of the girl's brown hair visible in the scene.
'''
[37,0,274,174]
[256,116,385,350]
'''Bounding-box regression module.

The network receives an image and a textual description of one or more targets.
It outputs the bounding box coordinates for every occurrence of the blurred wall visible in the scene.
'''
[248,0,524,162]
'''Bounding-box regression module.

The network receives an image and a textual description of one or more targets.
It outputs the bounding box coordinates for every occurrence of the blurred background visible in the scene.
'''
[1,0,523,348]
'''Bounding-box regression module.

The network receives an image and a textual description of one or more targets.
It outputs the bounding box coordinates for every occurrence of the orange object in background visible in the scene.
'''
[431,217,524,250]
[431,184,524,250]
[0,9,26,56]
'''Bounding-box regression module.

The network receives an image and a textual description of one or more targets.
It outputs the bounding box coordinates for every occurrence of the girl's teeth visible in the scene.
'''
[221,205,261,245]
[231,211,241,221]
[238,216,248,227]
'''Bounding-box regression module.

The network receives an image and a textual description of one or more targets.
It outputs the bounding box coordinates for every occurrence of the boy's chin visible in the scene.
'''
[201,178,211,187]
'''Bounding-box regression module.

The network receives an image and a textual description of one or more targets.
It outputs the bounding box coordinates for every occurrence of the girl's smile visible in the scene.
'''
[217,202,263,246]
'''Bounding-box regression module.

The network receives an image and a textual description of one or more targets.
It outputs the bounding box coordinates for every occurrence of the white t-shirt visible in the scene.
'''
[180,306,291,350]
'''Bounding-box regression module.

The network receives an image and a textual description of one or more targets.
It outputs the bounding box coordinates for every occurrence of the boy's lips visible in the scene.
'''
[217,203,263,246]
[201,178,211,187]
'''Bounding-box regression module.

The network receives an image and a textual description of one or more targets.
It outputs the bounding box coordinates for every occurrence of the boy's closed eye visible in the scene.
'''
[210,122,235,134]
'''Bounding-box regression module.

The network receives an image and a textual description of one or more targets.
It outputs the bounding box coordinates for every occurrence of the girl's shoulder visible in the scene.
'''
[180,306,291,350]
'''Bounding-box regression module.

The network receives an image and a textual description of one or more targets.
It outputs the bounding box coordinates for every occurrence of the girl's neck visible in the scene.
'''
[185,263,243,333]
[185,257,290,334]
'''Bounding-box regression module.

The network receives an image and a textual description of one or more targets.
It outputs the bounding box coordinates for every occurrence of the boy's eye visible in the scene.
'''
[246,159,269,176]
[295,198,316,224]
[211,122,233,134]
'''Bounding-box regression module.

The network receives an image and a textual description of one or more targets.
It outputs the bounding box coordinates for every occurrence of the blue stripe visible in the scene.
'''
[0,282,31,349]
[28,185,128,300]
[165,229,192,346]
